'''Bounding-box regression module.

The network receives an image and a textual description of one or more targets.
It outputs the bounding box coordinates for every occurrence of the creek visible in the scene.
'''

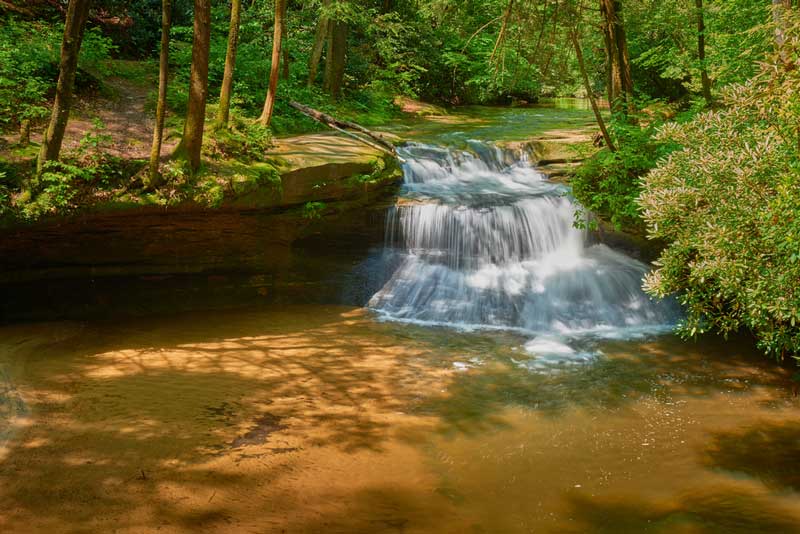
[0,103,798,533]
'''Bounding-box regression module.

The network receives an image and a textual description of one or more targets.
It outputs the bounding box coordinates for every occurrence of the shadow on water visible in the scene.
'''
[0,307,459,531]
[704,421,800,493]
[561,486,800,534]
[414,331,793,436]
[1,308,798,532]
[0,365,272,530]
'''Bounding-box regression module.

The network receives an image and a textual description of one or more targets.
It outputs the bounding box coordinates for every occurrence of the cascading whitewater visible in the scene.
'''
[369,141,678,350]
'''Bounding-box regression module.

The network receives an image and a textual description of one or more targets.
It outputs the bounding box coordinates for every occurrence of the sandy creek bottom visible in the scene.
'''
[1,304,799,533]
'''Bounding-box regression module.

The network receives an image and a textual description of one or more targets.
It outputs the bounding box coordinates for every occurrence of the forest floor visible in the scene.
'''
[1,61,176,161]
[0,59,395,171]
[63,72,175,159]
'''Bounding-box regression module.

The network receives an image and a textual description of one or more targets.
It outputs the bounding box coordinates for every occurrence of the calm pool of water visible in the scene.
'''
[1,305,798,533]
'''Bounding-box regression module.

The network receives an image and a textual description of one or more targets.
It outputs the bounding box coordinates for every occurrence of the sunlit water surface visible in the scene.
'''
[1,306,799,533]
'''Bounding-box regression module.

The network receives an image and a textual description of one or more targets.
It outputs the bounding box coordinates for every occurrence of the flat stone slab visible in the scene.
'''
[271,132,385,171]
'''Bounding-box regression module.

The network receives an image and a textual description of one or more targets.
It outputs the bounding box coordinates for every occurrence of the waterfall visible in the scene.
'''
[368,141,678,361]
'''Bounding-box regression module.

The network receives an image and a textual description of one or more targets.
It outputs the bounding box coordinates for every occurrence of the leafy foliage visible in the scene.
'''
[302,201,326,219]
[0,171,11,220]
[640,56,800,359]
[571,106,679,232]
[205,117,273,161]
[625,0,770,101]
[0,16,115,135]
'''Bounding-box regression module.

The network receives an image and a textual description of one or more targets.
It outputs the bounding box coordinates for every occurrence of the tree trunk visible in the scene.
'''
[570,30,615,153]
[323,19,347,99]
[215,0,241,129]
[19,119,30,146]
[176,0,211,173]
[147,0,172,188]
[695,0,712,106]
[599,0,633,114]
[307,0,330,87]
[289,101,397,152]
[36,0,91,175]
[490,0,514,63]
[281,1,290,80]
[601,11,613,105]
[258,0,285,126]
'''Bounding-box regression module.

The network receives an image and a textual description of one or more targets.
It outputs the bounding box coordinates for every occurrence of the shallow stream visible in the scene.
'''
[1,104,799,533]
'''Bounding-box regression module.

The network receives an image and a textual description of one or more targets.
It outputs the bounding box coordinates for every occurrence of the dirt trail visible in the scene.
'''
[59,75,180,160]
[0,70,179,161]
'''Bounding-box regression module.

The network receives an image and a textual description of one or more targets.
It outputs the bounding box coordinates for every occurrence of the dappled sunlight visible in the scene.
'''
[0,306,457,532]
[272,133,388,167]
[1,306,799,532]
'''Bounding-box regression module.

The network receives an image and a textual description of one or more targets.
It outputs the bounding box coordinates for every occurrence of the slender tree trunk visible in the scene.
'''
[281,1,290,80]
[323,19,347,99]
[307,0,330,87]
[601,12,613,105]
[570,30,615,152]
[599,0,633,114]
[259,0,285,126]
[490,0,514,64]
[36,0,91,175]
[176,0,211,173]
[322,20,335,93]
[147,0,172,188]
[695,0,712,106]
[531,0,555,59]
[538,3,561,83]
[19,119,30,146]
[618,10,633,108]
[215,0,241,129]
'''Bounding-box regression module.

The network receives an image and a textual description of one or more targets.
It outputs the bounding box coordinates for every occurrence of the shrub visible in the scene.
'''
[0,17,115,135]
[0,171,11,219]
[206,118,272,161]
[23,161,94,219]
[640,62,800,359]
[302,201,326,219]
[571,107,678,232]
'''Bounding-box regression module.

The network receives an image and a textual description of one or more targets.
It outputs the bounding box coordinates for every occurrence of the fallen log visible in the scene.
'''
[289,101,401,160]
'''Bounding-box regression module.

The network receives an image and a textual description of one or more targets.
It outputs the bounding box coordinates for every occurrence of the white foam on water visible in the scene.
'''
[524,336,576,355]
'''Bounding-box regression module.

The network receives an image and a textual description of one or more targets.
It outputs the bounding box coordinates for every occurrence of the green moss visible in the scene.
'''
[344,155,400,189]
[302,201,327,219]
